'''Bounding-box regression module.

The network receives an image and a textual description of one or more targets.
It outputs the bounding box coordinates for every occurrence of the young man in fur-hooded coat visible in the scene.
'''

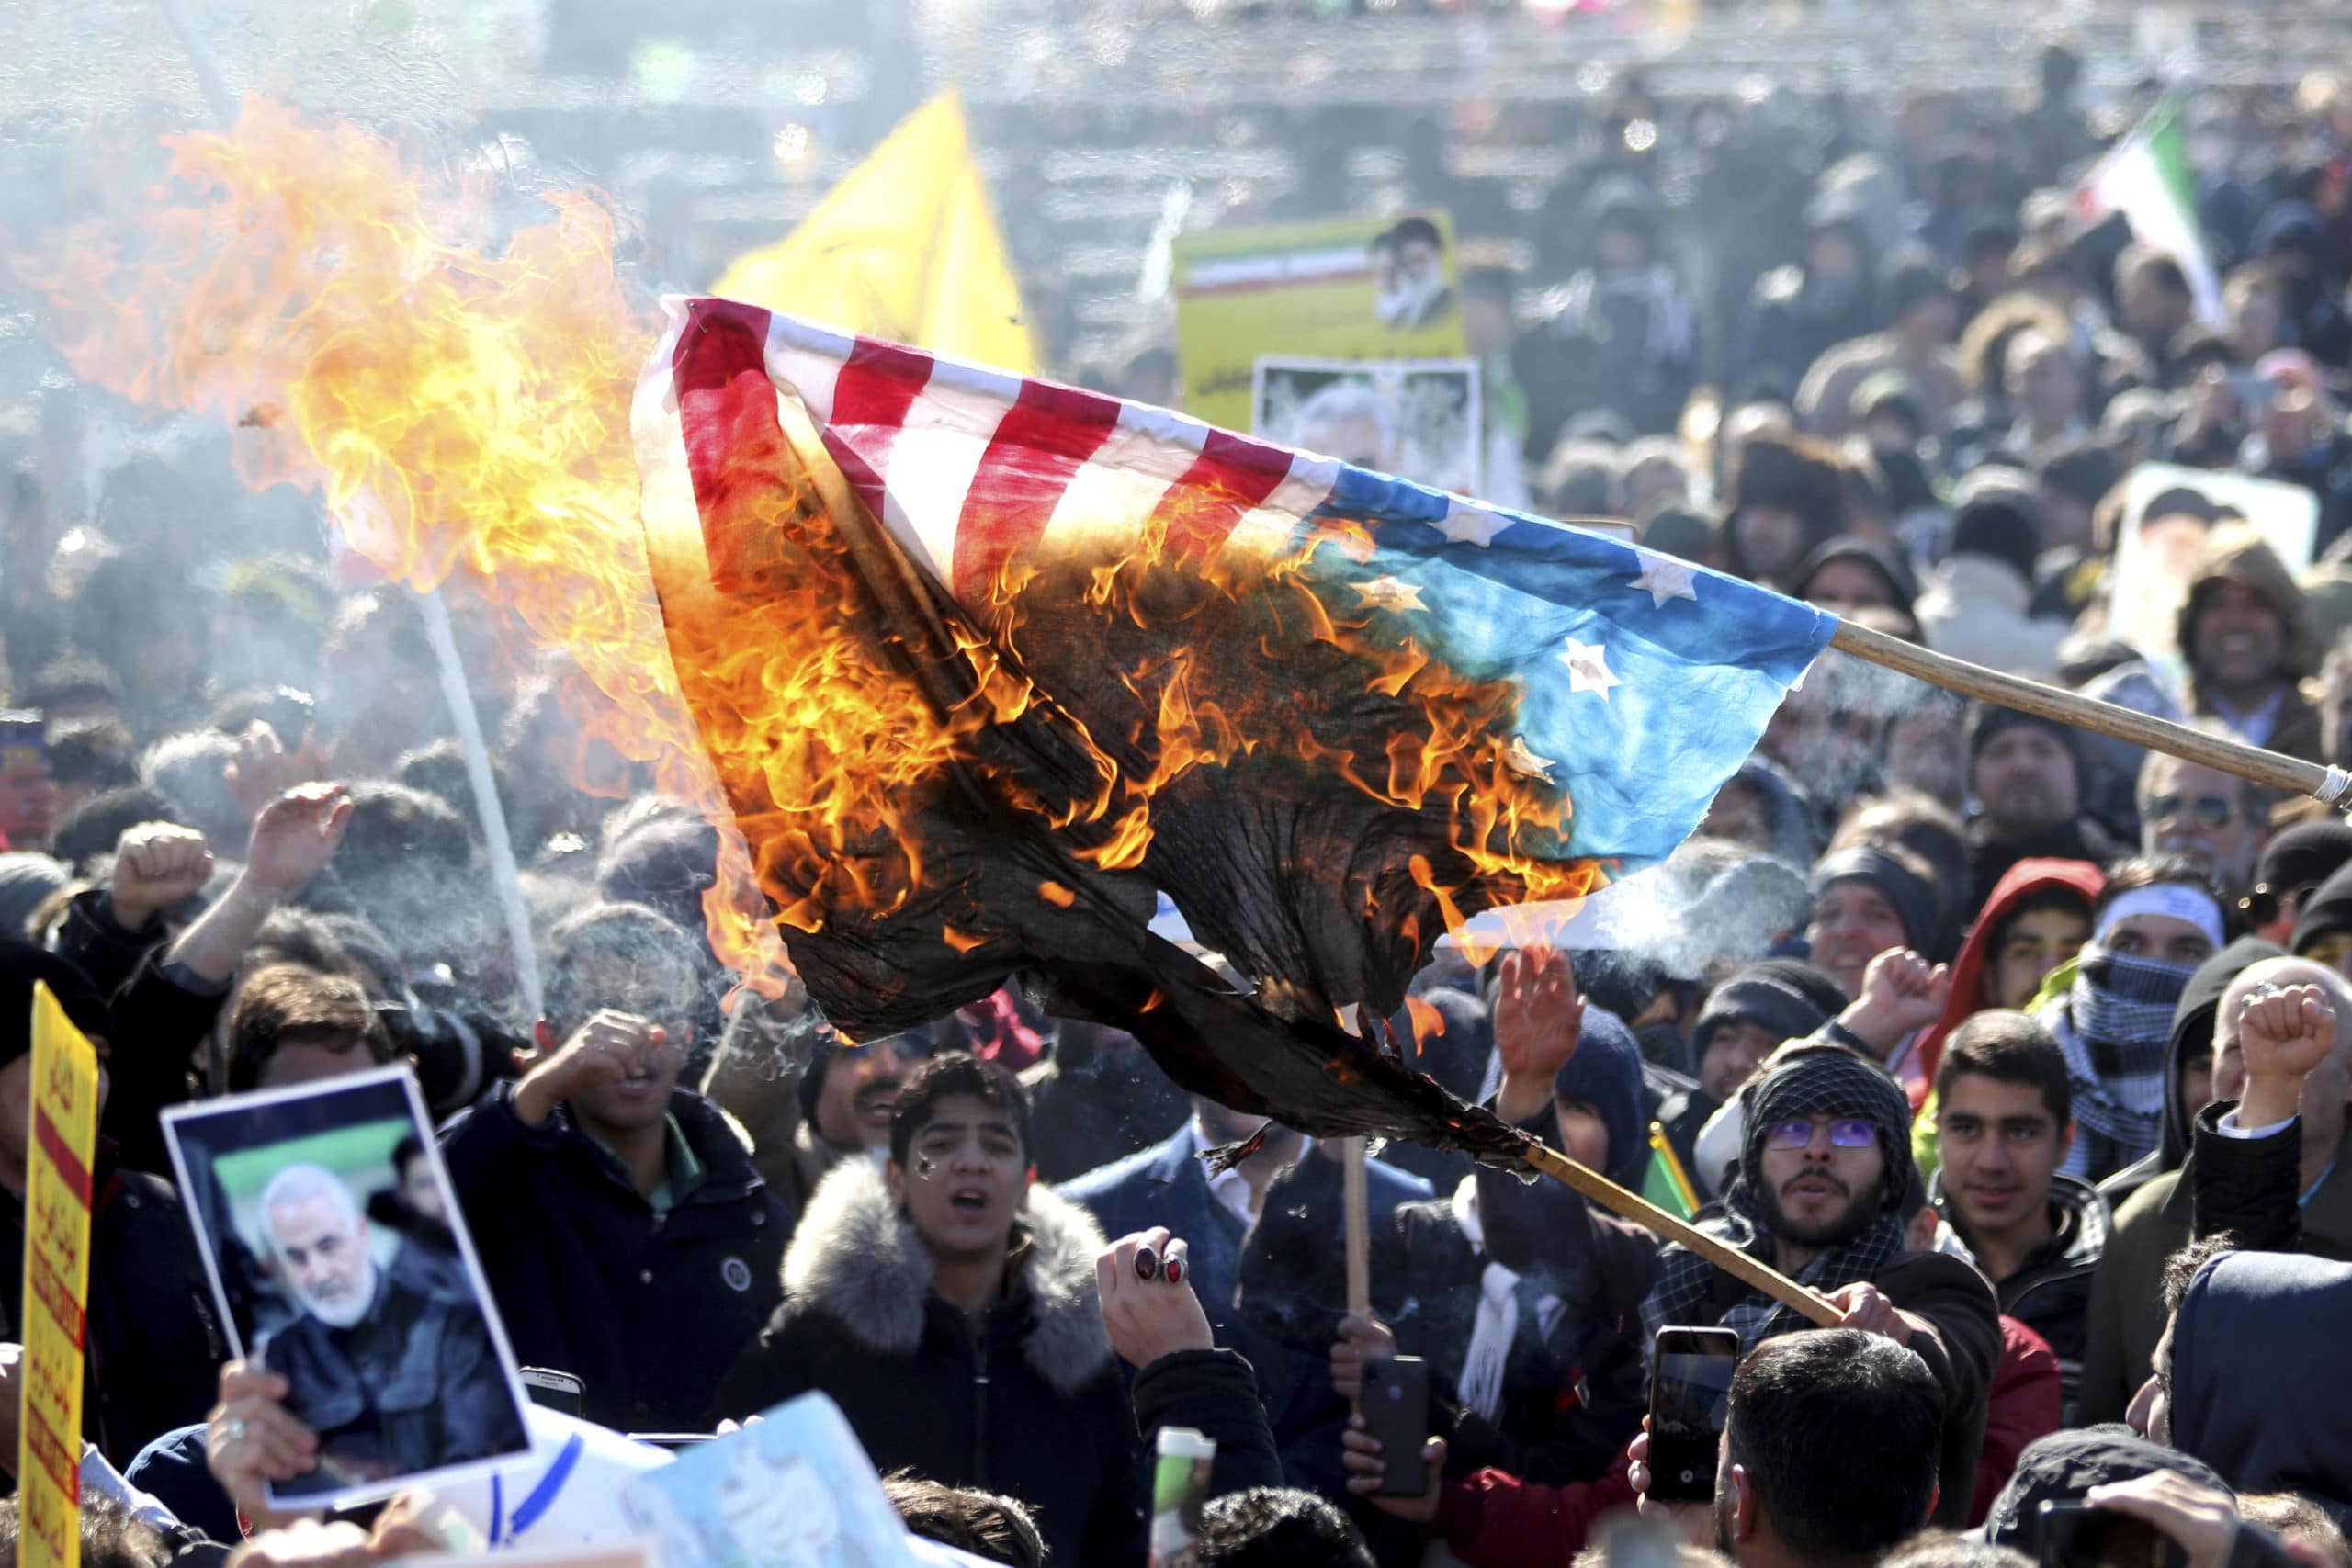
[715,1052,1145,1563]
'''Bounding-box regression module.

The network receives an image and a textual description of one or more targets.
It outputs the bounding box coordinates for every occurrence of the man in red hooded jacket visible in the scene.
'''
[1913,857,2103,1109]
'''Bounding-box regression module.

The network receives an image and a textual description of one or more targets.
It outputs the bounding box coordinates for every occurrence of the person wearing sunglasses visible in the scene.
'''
[2136,747,2266,906]
[2236,818,2352,949]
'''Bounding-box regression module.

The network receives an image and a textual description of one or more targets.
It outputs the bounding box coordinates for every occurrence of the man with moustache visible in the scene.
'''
[1963,705,2120,919]
[1640,1043,1998,1529]
[2137,742,2268,904]
[254,1161,523,1494]
[774,1012,929,1220]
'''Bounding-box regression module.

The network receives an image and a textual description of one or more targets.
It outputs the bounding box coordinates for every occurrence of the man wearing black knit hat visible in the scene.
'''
[1654,959,1847,1184]
[769,1011,931,1220]
[1963,702,2120,922]
[1640,1042,1999,1529]
[0,936,220,1465]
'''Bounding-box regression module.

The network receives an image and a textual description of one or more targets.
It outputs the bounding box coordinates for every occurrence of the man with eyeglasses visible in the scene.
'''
[1641,1043,1998,1529]
[2137,746,2267,903]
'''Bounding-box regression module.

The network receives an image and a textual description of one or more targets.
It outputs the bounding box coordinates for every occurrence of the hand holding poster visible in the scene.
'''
[163,1066,533,1509]
[20,981,99,1568]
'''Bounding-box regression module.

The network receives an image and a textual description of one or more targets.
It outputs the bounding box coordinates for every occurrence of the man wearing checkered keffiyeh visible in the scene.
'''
[1638,1043,2003,1529]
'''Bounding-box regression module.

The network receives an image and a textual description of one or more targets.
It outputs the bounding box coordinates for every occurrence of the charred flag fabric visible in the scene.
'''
[636,301,1834,880]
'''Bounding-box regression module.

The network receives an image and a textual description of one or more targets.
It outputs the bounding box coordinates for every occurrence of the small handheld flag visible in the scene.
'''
[1641,1121,1700,1222]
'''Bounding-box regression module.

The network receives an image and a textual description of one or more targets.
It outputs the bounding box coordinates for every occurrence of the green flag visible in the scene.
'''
[1641,1121,1699,1221]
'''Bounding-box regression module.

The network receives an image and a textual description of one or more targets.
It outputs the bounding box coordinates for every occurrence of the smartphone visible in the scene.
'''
[1360,1356,1431,1498]
[2224,368,2283,412]
[1648,1326,1740,1505]
[517,1365,584,1417]
[2034,1501,2187,1568]
[0,710,45,778]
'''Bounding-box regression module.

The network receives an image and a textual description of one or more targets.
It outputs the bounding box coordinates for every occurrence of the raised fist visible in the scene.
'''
[110,820,214,930]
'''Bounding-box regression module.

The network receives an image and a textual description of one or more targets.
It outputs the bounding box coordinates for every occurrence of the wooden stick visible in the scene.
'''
[1518,1140,1841,1327]
[1341,1136,1371,1320]
[1829,619,2351,807]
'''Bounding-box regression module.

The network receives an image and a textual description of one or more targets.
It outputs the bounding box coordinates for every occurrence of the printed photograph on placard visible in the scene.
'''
[1250,356,1482,500]
[163,1065,532,1508]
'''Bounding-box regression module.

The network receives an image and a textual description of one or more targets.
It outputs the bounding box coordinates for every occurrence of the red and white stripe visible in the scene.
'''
[634,299,1342,603]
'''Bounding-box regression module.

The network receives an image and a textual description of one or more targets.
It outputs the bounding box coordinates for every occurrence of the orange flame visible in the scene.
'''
[1402,994,1446,1059]
[13,100,786,981]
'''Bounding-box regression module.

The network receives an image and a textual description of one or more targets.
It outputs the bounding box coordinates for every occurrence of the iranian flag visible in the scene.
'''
[2075,100,2222,324]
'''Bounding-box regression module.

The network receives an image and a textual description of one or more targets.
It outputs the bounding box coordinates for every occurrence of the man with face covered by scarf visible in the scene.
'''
[2038,865,2230,1184]
[1641,1043,2000,1529]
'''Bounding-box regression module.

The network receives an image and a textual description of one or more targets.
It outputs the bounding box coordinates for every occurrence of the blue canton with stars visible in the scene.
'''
[1299,463,1836,870]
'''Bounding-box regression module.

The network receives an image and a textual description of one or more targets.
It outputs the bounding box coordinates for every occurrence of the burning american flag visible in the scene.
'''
[633,298,1834,1156]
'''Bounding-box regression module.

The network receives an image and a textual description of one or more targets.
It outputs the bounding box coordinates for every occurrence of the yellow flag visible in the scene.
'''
[21,982,99,1568]
[714,94,1038,374]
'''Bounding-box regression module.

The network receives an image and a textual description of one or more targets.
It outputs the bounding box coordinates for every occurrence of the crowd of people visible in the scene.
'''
[6,25,2352,1568]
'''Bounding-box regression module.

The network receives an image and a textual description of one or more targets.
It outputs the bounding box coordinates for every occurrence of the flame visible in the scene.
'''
[19,98,1600,1018]
[13,100,789,981]
[1402,994,1446,1059]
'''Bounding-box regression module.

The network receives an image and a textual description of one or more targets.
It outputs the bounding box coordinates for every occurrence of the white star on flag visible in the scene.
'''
[1434,502,1510,548]
[1629,549,1698,609]
[1559,637,1622,703]
[1351,574,1428,613]
[1499,735,1557,783]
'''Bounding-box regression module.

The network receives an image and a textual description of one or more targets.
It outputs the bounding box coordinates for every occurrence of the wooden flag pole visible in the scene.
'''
[1519,1140,1843,1327]
[1341,1136,1372,1322]
[1829,618,2352,809]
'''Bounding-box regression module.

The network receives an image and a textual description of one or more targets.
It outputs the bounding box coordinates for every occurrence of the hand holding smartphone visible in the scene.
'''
[1360,1356,1430,1498]
[1647,1326,1740,1505]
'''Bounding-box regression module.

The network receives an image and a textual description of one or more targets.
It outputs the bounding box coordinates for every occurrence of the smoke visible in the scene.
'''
[4,99,790,1020]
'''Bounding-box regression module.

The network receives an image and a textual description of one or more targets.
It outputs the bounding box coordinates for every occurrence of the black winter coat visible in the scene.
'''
[1932,1169,2110,1416]
[1130,1348,1285,1499]
[438,1083,788,1432]
[715,1161,1145,1567]
[2188,1099,2312,1255]
[1372,1175,1655,1487]
[56,893,221,1179]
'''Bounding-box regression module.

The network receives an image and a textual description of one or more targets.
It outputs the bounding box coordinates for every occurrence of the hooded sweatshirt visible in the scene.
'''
[2100,934,2287,1207]
[2174,525,2324,763]
[2172,1250,2352,1524]
[1914,858,2104,1111]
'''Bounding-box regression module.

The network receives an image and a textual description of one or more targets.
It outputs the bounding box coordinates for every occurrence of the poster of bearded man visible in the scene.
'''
[164,1064,532,1507]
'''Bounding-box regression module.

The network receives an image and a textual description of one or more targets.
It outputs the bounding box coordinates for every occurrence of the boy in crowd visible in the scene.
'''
[1928,1011,2109,1415]
[717,1052,1144,1565]
[440,902,790,1432]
